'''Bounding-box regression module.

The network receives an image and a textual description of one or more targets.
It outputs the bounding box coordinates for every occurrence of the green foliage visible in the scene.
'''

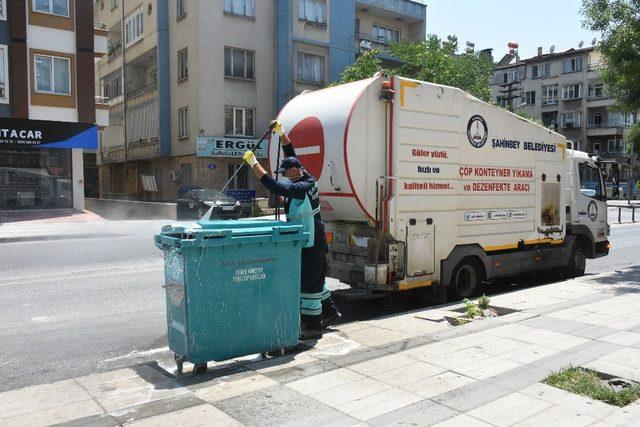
[337,35,494,102]
[515,111,547,128]
[478,294,491,310]
[628,123,640,154]
[338,50,383,85]
[545,366,640,407]
[462,298,482,318]
[582,1,640,113]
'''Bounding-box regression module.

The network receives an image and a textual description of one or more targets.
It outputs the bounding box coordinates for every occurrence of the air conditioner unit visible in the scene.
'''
[169,171,179,182]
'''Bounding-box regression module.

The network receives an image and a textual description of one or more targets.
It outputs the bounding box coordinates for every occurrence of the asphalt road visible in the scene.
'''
[1,220,639,392]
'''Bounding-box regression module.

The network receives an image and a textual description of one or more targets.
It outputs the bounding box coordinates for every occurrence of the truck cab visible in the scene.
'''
[566,150,610,260]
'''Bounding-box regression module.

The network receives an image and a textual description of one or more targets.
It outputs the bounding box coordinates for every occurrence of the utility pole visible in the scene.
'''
[629,139,636,204]
[499,80,523,113]
[121,0,128,163]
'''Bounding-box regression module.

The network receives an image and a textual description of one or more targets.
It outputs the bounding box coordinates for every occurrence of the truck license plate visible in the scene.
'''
[222,206,235,211]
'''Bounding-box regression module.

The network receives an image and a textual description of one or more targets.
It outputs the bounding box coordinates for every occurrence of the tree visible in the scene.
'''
[337,35,494,102]
[582,0,640,153]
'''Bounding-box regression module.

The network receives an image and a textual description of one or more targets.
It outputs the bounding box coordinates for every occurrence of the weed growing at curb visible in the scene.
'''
[544,367,640,407]
[462,298,482,318]
[478,294,490,310]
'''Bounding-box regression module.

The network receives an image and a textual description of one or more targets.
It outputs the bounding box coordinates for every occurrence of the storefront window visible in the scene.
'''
[0,147,73,209]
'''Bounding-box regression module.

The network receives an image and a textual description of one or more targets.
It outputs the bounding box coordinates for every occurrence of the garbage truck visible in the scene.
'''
[268,75,610,300]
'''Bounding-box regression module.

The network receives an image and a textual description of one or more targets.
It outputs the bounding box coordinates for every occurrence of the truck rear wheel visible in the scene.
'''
[566,245,586,279]
[448,258,484,300]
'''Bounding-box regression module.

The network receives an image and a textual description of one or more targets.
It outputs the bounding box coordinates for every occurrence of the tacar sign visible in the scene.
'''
[196,136,267,158]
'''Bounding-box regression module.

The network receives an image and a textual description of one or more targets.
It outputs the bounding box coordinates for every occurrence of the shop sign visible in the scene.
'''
[196,136,267,158]
[0,118,97,149]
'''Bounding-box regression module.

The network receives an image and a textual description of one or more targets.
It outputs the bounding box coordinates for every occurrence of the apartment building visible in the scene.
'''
[96,0,427,203]
[0,0,108,212]
[491,46,637,182]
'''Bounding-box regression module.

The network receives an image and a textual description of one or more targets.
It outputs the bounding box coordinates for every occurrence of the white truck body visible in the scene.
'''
[269,76,609,298]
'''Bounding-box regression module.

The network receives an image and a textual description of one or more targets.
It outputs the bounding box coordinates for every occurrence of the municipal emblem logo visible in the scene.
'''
[467,115,488,148]
[587,201,598,221]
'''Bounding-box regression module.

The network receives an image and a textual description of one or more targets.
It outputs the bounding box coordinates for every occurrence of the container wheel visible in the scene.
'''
[448,258,484,300]
[174,354,185,376]
[193,363,208,375]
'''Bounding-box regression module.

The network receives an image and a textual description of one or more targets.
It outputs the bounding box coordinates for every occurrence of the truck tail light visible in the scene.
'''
[325,232,333,244]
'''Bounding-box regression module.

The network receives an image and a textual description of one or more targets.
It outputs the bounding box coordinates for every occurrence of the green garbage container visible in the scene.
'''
[154,219,308,374]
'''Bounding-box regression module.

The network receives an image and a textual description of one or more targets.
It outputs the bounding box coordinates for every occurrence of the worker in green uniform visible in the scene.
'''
[243,120,341,340]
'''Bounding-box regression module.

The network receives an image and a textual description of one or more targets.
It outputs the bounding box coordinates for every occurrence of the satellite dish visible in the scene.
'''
[579,41,584,48]
[550,45,555,54]
[592,38,597,46]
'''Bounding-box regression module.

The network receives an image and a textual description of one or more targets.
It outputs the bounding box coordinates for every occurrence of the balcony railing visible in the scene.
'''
[94,21,107,30]
[108,42,122,59]
[587,93,610,101]
[355,33,398,55]
[587,121,632,129]
[95,95,109,105]
[588,63,605,72]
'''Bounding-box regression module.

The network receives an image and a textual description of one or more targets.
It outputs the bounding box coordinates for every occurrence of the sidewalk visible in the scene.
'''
[2,268,640,426]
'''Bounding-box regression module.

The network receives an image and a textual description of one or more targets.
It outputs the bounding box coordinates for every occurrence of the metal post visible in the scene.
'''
[121,0,128,163]
[618,206,621,223]
[633,207,636,223]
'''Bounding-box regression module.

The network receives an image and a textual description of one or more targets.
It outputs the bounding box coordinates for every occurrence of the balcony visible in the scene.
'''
[356,32,396,54]
[587,93,612,108]
[356,0,426,21]
[95,96,110,127]
[586,121,628,137]
[94,22,108,57]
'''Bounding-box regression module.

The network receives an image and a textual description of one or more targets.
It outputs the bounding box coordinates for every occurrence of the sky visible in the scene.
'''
[426,0,600,60]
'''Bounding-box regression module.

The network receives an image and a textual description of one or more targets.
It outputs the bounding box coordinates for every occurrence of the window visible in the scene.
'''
[497,96,509,108]
[608,112,634,128]
[608,139,626,153]
[562,57,583,73]
[178,48,188,80]
[34,54,70,95]
[579,162,603,199]
[589,112,603,128]
[297,52,324,83]
[110,0,117,10]
[562,84,581,100]
[228,164,249,189]
[588,83,605,99]
[124,9,143,47]
[299,0,325,25]
[224,0,254,17]
[542,111,558,128]
[523,91,536,106]
[567,140,583,151]
[531,63,550,79]
[0,44,7,103]
[0,0,6,20]
[101,71,122,100]
[541,84,559,105]
[560,112,582,129]
[225,106,255,136]
[224,47,254,79]
[495,67,524,85]
[178,107,188,139]
[372,24,400,44]
[177,0,187,18]
[33,0,69,16]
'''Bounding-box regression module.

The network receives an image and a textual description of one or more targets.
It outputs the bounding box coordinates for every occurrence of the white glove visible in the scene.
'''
[243,150,258,167]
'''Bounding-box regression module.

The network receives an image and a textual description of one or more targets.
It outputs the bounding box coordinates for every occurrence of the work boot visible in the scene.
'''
[322,297,342,327]
[300,318,323,341]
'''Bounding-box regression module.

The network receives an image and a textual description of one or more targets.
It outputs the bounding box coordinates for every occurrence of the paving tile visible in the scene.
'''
[570,325,619,340]
[194,372,278,403]
[336,387,423,421]
[76,365,173,396]
[518,316,590,334]
[344,327,415,348]
[486,365,552,392]
[375,336,433,355]
[125,403,242,426]
[401,371,476,398]
[215,384,356,426]
[484,323,537,339]
[347,353,416,376]
[247,352,319,374]
[0,379,92,419]
[512,404,598,427]
[262,358,339,384]
[286,367,363,396]
[600,402,640,425]
[429,348,488,370]
[520,383,615,419]
[537,334,590,351]
[320,347,389,368]
[399,341,462,362]
[454,357,521,380]
[367,399,459,427]
[95,380,191,413]
[430,380,512,413]
[546,308,591,321]
[599,347,640,369]
[52,413,119,427]
[372,361,446,387]
[584,359,640,382]
[599,331,640,347]
[467,392,553,426]
[432,413,492,427]
[310,377,392,408]
[109,394,206,425]
[500,344,559,365]
[2,399,104,427]
[470,336,531,356]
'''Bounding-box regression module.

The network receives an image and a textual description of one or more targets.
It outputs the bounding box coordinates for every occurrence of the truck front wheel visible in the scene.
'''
[449,258,484,300]
[565,245,586,279]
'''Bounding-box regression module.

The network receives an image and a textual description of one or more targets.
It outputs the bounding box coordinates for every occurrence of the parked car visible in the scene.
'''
[176,189,242,220]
